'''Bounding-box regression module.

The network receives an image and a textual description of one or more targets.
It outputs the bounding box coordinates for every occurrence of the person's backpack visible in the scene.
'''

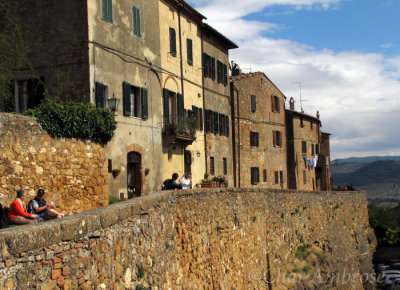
[26,200,35,214]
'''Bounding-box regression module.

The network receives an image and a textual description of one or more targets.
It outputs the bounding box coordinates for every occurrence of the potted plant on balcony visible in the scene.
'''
[201,173,213,188]
[164,123,177,135]
[216,176,227,187]
[112,168,121,178]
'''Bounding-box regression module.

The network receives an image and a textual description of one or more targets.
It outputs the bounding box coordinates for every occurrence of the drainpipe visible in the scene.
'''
[230,82,240,187]
[177,6,184,102]
[201,28,208,174]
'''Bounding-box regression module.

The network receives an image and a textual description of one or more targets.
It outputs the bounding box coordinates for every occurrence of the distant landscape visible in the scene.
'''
[331,156,400,205]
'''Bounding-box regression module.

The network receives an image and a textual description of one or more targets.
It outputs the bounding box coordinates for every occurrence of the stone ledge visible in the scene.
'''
[0,188,367,257]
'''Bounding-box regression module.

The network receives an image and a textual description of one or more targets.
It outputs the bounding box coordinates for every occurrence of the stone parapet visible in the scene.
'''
[0,188,376,289]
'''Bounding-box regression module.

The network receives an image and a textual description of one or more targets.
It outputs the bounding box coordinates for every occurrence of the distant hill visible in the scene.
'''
[332,156,400,165]
[333,160,400,186]
[331,158,400,204]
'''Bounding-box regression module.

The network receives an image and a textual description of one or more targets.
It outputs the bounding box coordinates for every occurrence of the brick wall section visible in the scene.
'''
[0,113,108,214]
[0,188,376,289]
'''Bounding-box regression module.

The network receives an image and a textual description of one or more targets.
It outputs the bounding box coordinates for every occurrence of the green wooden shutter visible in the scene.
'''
[203,53,209,77]
[169,28,176,56]
[199,108,203,131]
[132,5,141,37]
[213,111,218,134]
[187,39,193,65]
[219,113,223,136]
[163,88,169,124]
[102,0,113,23]
[223,64,228,86]
[123,82,131,116]
[211,57,215,80]
[225,115,229,136]
[177,93,183,124]
[141,87,148,120]
[205,109,209,132]
[95,82,105,108]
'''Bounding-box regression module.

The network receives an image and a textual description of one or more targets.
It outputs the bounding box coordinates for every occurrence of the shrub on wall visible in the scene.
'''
[25,97,117,144]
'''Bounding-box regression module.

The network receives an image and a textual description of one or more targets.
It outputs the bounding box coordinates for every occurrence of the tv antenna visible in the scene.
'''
[291,81,308,112]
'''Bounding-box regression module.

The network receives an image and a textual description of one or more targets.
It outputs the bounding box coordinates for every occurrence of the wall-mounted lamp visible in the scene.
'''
[107,94,120,112]
[192,150,201,157]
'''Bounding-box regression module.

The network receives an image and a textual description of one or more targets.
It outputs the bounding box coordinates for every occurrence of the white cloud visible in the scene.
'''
[188,0,400,159]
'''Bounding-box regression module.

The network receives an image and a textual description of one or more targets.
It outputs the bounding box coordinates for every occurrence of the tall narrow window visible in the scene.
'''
[132,5,141,37]
[263,169,267,182]
[251,95,256,113]
[271,95,280,113]
[316,144,320,154]
[303,170,307,184]
[302,141,307,153]
[273,130,282,147]
[213,111,219,134]
[102,0,113,23]
[223,158,227,175]
[169,28,176,57]
[217,60,223,83]
[311,144,315,156]
[95,82,108,108]
[123,82,148,120]
[211,57,215,80]
[250,131,259,147]
[223,64,228,86]
[210,157,215,175]
[300,117,304,127]
[280,171,284,184]
[251,167,260,184]
[274,171,279,184]
[219,113,224,136]
[187,39,193,65]
[203,53,210,77]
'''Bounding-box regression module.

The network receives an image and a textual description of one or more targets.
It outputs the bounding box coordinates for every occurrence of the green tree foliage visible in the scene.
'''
[0,3,30,112]
[368,203,400,246]
[26,98,117,144]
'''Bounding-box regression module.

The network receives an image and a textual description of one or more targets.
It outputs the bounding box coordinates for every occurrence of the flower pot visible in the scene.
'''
[112,171,121,178]
[201,183,213,188]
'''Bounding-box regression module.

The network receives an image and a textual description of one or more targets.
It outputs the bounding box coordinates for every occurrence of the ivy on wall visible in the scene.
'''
[25,97,117,144]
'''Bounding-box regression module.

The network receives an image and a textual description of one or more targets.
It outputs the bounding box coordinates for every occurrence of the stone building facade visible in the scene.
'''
[202,24,238,186]
[231,72,287,188]
[286,107,328,191]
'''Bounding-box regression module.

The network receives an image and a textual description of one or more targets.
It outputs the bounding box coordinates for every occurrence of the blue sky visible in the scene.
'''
[188,0,400,159]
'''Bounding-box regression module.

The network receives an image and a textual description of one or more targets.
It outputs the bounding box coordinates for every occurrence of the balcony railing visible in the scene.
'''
[162,111,196,146]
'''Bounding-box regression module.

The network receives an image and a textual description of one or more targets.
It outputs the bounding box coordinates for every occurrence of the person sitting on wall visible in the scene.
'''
[30,189,65,221]
[179,172,192,189]
[163,173,182,190]
[8,189,38,225]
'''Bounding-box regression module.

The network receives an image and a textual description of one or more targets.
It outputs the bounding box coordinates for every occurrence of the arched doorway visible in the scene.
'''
[127,152,142,198]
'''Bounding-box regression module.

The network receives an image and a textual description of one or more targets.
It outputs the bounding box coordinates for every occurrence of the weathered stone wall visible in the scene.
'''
[0,188,376,289]
[0,113,108,214]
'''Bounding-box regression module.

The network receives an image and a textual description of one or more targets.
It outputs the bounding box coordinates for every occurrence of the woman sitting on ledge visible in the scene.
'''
[8,189,37,225]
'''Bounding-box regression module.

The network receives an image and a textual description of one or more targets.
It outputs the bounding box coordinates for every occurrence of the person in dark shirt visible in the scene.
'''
[31,189,65,221]
[163,173,182,190]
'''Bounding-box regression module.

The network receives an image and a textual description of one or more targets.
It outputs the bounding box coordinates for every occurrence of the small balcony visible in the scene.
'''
[162,114,196,146]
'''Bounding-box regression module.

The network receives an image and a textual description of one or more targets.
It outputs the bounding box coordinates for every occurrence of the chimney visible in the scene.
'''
[231,61,242,76]
[289,97,295,110]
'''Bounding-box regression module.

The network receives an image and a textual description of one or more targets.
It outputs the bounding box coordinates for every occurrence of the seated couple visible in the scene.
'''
[8,189,65,225]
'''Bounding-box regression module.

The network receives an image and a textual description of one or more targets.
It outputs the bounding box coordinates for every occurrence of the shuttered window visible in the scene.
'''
[274,171,279,184]
[211,57,215,80]
[273,130,282,147]
[219,113,224,136]
[223,158,227,175]
[251,95,256,113]
[205,109,210,132]
[210,157,215,175]
[271,95,280,113]
[102,0,113,23]
[213,111,219,134]
[280,171,284,184]
[251,167,260,184]
[250,131,259,147]
[169,28,176,57]
[95,82,108,108]
[223,64,228,86]
[199,108,203,131]
[203,53,209,77]
[311,144,315,155]
[225,115,229,137]
[132,5,141,37]
[187,39,193,65]
[122,82,148,120]
[302,141,307,153]
[217,60,222,83]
